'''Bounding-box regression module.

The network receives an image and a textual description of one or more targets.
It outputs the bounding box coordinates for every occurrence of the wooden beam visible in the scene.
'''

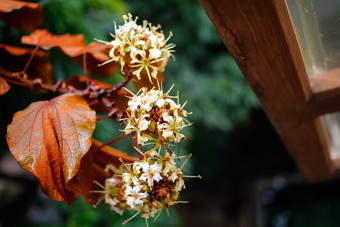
[198,0,333,181]
[309,67,340,115]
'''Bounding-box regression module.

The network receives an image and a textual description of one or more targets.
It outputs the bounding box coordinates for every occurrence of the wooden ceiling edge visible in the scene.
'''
[198,0,333,181]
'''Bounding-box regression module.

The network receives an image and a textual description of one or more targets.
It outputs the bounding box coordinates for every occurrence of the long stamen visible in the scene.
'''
[133,146,145,158]
[94,38,112,45]
[119,158,133,174]
[153,205,164,222]
[180,154,192,169]
[166,84,175,95]
[122,210,142,225]
[182,175,202,179]
[164,31,173,44]
[93,180,106,190]
[173,201,190,204]
[145,217,149,227]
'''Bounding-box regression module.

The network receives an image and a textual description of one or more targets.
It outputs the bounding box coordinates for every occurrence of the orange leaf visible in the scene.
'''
[0,0,42,31]
[22,30,117,76]
[0,76,10,95]
[0,44,52,84]
[6,93,96,204]
[21,29,86,55]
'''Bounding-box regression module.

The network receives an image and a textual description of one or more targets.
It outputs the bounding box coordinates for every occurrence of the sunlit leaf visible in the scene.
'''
[0,0,42,31]
[22,30,117,76]
[0,76,10,95]
[7,93,96,204]
[21,29,85,55]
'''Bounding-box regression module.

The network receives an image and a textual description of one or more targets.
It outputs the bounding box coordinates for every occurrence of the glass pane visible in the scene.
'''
[287,0,340,75]
[288,1,340,156]
[322,113,340,159]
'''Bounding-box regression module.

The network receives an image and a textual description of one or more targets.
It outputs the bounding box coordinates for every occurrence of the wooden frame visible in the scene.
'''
[198,0,340,182]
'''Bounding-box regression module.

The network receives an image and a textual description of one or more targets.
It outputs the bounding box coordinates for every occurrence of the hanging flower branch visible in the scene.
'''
[0,4,200,226]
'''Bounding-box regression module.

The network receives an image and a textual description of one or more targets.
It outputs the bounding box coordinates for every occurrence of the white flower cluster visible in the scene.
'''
[99,13,175,82]
[123,87,190,146]
[121,151,185,219]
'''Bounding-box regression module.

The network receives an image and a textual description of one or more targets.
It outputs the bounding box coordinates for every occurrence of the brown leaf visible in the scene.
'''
[0,76,10,95]
[0,0,43,31]
[22,30,117,76]
[0,44,52,84]
[91,139,137,168]
[65,74,129,114]
[7,93,96,204]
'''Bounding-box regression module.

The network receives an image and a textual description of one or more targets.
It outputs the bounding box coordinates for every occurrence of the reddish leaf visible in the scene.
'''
[0,76,10,95]
[0,44,52,84]
[0,0,42,31]
[22,30,118,76]
[7,93,96,203]
[65,74,129,114]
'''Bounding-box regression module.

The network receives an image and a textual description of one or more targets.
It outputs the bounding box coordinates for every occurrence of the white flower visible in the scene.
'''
[133,160,144,174]
[112,206,124,215]
[122,172,139,186]
[166,98,180,110]
[175,179,184,191]
[162,153,176,177]
[156,98,165,108]
[158,112,185,143]
[141,102,152,112]
[125,184,147,209]
[139,162,163,187]
[138,116,150,131]
[169,172,179,182]
[149,48,162,59]
[137,132,149,145]
[128,96,141,111]
[123,114,151,145]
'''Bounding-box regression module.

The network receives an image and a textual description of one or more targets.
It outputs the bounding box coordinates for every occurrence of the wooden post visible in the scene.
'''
[198,0,333,181]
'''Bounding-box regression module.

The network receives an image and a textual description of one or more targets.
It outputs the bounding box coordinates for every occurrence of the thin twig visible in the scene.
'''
[22,46,39,74]
[99,134,128,149]
[96,115,112,121]
[83,52,89,87]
